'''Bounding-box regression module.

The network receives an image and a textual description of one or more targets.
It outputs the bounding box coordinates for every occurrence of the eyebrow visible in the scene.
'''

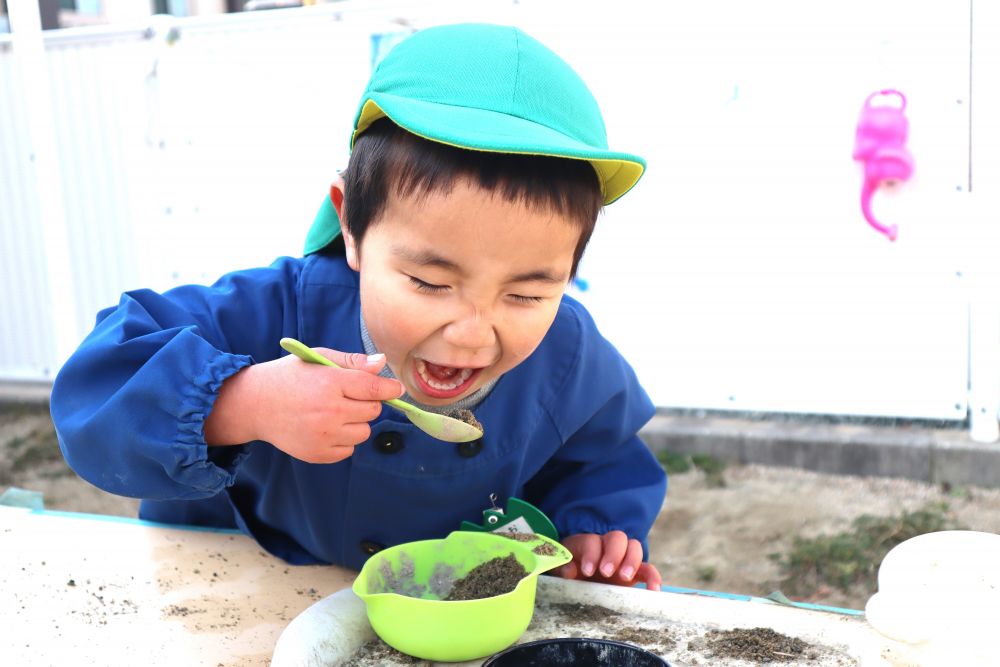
[507,269,568,285]
[393,245,568,284]
[393,246,460,271]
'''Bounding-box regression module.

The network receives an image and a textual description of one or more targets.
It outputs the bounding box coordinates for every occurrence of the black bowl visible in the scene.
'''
[482,637,671,666]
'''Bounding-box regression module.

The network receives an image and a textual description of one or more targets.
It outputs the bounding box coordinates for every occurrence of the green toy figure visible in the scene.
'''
[460,495,560,542]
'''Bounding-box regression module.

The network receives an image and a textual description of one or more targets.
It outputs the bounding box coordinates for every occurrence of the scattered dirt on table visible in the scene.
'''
[550,601,621,624]
[347,638,431,666]
[444,553,527,601]
[607,625,678,651]
[57,576,142,626]
[164,604,206,618]
[698,627,815,663]
[546,601,677,654]
[449,408,483,434]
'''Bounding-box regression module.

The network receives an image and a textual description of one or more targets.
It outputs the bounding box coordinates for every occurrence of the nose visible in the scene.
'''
[442,304,497,351]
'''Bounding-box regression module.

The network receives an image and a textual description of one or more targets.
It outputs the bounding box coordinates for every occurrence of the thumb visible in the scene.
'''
[315,348,388,374]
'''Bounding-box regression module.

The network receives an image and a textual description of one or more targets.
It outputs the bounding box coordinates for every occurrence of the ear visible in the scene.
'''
[330,176,360,271]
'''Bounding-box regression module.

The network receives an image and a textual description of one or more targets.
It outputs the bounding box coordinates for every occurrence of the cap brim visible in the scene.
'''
[354,95,645,205]
[304,194,342,255]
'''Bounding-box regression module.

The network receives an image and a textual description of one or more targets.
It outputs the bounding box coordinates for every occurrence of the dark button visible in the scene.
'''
[360,540,384,556]
[374,431,404,454]
[457,438,484,458]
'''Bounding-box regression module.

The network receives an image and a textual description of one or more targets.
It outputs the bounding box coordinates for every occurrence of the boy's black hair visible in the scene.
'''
[336,118,604,278]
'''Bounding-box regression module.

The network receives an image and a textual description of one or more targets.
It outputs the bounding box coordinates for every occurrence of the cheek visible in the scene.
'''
[362,287,436,355]
[502,307,562,363]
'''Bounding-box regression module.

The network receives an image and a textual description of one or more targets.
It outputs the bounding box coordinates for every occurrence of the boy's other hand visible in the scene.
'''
[206,348,405,463]
[556,531,662,592]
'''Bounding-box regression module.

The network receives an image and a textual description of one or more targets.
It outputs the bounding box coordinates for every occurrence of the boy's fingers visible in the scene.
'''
[340,369,406,401]
[578,537,602,578]
[341,398,384,425]
[557,561,579,580]
[635,562,662,592]
[289,347,403,400]
[598,531,629,578]
[617,539,644,582]
[562,534,602,578]
[294,429,369,463]
[315,348,387,373]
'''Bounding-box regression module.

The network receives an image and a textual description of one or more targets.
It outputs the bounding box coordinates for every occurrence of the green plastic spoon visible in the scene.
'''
[279,338,484,443]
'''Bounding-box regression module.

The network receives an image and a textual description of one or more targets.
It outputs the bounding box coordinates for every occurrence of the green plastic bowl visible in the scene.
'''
[352,530,572,662]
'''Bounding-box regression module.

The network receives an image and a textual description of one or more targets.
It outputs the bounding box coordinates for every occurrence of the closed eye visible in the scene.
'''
[408,275,449,294]
[508,294,545,304]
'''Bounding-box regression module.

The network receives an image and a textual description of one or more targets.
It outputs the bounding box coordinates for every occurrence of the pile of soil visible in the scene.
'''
[701,627,814,663]
[444,553,527,601]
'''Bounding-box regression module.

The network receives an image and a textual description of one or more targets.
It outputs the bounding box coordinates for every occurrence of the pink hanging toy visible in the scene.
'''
[852,90,914,241]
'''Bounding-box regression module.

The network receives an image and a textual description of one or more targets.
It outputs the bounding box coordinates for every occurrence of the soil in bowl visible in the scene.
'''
[532,542,559,556]
[498,532,539,542]
[496,531,561,557]
[444,553,528,601]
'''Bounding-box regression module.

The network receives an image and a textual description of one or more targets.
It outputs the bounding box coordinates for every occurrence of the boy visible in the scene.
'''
[51,23,667,590]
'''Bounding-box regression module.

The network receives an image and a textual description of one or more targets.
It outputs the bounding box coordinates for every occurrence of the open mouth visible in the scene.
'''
[413,359,483,399]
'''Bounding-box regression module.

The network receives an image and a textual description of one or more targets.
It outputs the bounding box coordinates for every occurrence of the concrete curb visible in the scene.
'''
[0,381,52,405]
[640,414,1000,489]
[4,381,998,488]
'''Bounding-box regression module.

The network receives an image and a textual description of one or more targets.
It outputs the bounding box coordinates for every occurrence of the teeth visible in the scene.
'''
[416,360,474,391]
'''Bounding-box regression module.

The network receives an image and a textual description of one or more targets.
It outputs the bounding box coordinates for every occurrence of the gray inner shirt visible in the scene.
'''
[360,316,497,414]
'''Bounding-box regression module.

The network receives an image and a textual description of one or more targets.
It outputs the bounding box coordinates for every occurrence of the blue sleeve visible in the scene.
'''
[523,304,667,558]
[50,257,303,500]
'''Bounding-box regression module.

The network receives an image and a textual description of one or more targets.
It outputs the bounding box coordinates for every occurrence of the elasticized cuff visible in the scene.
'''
[172,351,254,495]
[557,516,613,540]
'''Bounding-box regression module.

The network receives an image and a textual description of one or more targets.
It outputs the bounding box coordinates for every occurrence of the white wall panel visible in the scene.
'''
[518,0,973,420]
[0,1,993,428]
[135,1,519,291]
[45,34,150,342]
[0,41,58,380]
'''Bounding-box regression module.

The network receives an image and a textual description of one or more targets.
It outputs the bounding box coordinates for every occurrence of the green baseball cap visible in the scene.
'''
[304,23,646,255]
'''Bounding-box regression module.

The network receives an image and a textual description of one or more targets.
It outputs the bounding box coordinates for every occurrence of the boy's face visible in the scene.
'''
[337,176,580,406]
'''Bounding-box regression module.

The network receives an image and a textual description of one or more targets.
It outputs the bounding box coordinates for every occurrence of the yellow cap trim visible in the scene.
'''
[351,99,643,205]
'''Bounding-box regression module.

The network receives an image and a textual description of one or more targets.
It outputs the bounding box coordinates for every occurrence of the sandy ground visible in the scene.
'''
[4,403,1000,611]
[648,464,1000,610]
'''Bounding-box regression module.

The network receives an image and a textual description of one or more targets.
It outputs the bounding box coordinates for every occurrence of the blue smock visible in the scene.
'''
[51,254,666,571]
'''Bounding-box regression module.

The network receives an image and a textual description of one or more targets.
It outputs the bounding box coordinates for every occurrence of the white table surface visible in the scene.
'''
[0,506,356,666]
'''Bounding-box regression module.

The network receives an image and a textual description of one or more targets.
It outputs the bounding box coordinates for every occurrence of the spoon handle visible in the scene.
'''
[280,338,412,412]
[279,337,338,368]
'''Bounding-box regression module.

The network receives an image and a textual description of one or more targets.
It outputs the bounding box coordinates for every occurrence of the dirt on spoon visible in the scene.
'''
[448,408,483,434]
